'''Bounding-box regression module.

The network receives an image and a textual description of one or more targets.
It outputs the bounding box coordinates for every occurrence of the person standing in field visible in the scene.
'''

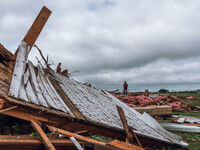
[123,81,128,94]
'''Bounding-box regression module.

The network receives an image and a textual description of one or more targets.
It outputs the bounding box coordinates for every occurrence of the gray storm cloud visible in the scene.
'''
[1,0,200,91]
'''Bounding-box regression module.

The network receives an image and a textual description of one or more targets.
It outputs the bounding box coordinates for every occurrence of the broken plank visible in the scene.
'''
[31,120,56,150]
[47,125,106,146]
[23,6,51,48]
[128,127,143,148]
[116,106,132,144]
[75,130,89,135]
[1,108,57,125]
[69,137,84,150]
[0,135,83,150]
[0,106,18,113]
[12,6,51,60]
[107,140,144,150]
[0,134,82,145]
[48,77,85,120]
[9,41,30,98]
[1,95,70,118]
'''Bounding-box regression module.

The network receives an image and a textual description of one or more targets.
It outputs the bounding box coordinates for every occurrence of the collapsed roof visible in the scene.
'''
[0,6,188,149]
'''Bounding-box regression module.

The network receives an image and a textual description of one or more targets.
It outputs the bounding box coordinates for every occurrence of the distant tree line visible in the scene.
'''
[158,89,196,93]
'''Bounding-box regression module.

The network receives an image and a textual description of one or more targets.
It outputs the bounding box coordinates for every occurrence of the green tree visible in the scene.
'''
[158,89,169,93]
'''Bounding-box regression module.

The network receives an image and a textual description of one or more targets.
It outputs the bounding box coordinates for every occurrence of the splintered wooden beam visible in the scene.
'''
[128,127,143,148]
[13,6,51,59]
[107,140,144,150]
[0,106,18,113]
[117,106,143,148]
[49,78,86,120]
[47,125,106,146]
[116,106,133,144]
[23,6,51,48]
[31,120,56,150]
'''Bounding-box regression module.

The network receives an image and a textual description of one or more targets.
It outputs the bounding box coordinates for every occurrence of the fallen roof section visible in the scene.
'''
[7,37,187,146]
[0,5,189,149]
[48,70,187,146]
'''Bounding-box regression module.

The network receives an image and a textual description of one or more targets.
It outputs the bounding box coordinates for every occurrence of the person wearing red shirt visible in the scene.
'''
[123,81,128,94]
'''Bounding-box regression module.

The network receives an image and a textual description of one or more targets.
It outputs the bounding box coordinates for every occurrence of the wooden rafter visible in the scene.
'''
[48,77,86,120]
[13,6,51,59]
[107,140,144,150]
[116,106,133,144]
[117,106,143,148]
[31,120,56,150]
[23,6,51,48]
[47,125,106,146]
[0,106,18,113]
[47,125,144,150]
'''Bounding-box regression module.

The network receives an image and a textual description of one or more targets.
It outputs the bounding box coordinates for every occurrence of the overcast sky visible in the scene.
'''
[1,0,200,92]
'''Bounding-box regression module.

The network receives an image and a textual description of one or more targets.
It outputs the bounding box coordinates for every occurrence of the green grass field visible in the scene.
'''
[172,93,200,150]
[172,132,200,150]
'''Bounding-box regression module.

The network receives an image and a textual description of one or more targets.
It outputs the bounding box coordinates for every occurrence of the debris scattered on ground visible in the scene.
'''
[172,115,200,124]
[110,92,199,112]
[0,5,197,150]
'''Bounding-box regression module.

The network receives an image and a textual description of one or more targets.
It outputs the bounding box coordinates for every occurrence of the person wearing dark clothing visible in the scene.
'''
[56,62,61,73]
[62,69,69,78]
[123,81,128,94]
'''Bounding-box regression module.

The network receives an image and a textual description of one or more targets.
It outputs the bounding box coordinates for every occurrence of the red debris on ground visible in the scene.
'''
[114,94,193,111]
[186,96,194,100]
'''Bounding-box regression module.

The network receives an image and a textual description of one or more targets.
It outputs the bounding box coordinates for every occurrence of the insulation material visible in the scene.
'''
[119,95,193,111]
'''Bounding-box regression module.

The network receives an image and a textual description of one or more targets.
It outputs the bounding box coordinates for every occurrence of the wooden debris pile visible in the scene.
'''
[0,6,190,150]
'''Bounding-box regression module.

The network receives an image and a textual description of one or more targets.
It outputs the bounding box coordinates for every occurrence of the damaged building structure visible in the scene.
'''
[0,6,189,150]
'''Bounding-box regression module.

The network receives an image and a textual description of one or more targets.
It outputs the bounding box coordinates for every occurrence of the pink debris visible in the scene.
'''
[126,104,137,107]
[186,96,194,100]
[117,94,191,110]
[168,101,182,110]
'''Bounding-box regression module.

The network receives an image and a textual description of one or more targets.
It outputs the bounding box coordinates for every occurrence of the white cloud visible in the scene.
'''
[1,0,200,92]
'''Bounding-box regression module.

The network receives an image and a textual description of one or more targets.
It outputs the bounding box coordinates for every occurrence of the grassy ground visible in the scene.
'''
[172,93,200,150]
[171,111,199,149]
[180,93,200,107]
[172,132,200,150]
[173,111,200,117]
